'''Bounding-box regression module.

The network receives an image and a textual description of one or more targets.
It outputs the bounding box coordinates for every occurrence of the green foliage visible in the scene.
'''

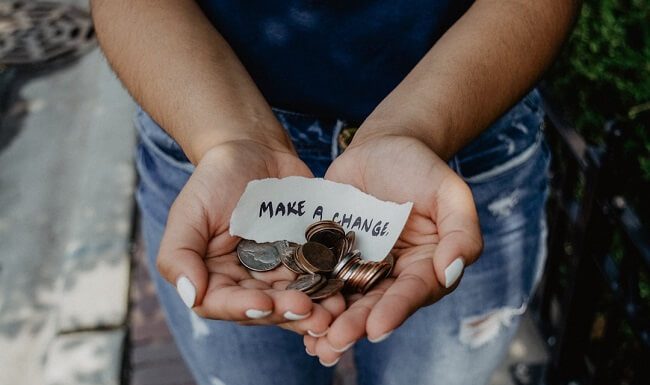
[546,0,650,170]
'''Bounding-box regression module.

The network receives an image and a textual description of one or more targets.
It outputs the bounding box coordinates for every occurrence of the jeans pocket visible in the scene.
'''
[455,89,544,183]
[134,108,195,174]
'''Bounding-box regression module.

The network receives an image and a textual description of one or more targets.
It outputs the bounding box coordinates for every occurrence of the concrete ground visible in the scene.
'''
[0,1,135,384]
[0,1,548,384]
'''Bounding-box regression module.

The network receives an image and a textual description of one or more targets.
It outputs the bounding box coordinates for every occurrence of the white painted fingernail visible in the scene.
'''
[368,330,393,343]
[319,357,340,367]
[331,341,354,353]
[305,347,316,357]
[245,309,272,319]
[284,311,310,321]
[308,329,328,338]
[444,258,464,288]
[176,276,196,308]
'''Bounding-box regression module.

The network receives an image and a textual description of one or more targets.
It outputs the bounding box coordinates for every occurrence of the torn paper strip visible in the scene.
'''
[229,176,413,261]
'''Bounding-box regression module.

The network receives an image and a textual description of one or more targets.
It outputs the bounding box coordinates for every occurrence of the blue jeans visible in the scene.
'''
[135,90,550,385]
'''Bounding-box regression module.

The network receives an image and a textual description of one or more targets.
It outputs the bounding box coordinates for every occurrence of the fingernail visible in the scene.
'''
[368,330,394,343]
[444,258,464,288]
[305,347,316,357]
[284,311,310,321]
[331,341,354,353]
[319,357,340,367]
[308,329,328,338]
[245,309,272,319]
[176,276,196,308]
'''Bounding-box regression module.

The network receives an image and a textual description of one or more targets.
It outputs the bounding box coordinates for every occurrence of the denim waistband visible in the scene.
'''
[134,88,544,180]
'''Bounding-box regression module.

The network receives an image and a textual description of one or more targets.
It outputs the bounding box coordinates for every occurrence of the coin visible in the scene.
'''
[300,241,337,273]
[236,239,282,272]
[274,240,304,274]
[305,220,341,239]
[310,279,345,300]
[286,274,324,293]
[361,264,388,294]
[305,220,345,250]
[382,253,395,277]
[345,231,355,254]
[332,250,360,277]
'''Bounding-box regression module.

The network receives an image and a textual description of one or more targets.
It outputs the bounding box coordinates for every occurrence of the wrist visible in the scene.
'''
[350,115,455,161]
[184,122,295,165]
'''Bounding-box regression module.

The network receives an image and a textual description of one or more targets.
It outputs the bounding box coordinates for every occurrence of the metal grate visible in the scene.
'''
[0,1,95,65]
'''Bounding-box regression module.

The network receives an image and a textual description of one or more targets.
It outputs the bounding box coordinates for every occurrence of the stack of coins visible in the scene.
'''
[236,220,394,300]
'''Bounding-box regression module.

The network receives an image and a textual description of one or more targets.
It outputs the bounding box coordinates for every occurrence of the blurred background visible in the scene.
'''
[0,1,648,385]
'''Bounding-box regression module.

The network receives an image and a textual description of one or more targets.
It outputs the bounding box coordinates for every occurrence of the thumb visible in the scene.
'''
[430,178,483,289]
[156,195,210,309]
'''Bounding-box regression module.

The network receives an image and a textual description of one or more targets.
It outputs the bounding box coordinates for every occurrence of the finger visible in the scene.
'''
[366,262,435,341]
[195,273,274,321]
[318,293,346,319]
[156,195,211,309]
[250,266,297,284]
[238,278,272,290]
[303,335,318,357]
[317,281,389,361]
[278,304,332,337]
[314,336,344,367]
[431,177,483,289]
[266,288,314,322]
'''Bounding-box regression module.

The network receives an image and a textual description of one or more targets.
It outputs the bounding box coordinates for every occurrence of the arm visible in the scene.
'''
[352,0,581,160]
[91,0,292,164]
[307,0,580,364]
[91,0,345,331]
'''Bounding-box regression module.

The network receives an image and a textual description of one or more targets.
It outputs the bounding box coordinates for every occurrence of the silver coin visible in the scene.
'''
[286,274,323,293]
[274,240,304,274]
[237,239,282,272]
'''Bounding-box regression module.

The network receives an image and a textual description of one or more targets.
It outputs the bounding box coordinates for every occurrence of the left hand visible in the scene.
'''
[303,135,483,365]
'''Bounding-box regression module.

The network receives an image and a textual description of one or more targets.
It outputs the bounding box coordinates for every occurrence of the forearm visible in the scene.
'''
[91,0,292,164]
[352,0,580,160]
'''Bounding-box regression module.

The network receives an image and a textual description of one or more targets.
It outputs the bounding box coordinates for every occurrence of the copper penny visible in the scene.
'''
[301,241,337,273]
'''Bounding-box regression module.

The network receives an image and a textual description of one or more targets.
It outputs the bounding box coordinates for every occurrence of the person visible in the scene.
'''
[91,1,579,384]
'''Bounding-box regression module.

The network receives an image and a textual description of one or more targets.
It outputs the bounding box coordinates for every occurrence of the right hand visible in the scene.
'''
[157,140,345,336]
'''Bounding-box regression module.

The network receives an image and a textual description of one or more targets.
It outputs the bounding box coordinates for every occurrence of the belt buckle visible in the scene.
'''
[337,126,358,152]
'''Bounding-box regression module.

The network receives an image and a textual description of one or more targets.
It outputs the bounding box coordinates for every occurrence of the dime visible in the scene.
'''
[286,274,324,293]
[332,250,360,277]
[310,279,345,300]
[304,275,328,295]
[274,240,304,274]
[236,239,282,272]
[300,241,337,273]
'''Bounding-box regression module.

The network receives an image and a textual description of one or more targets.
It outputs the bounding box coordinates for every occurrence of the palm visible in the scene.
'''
[305,136,482,361]
[158,141,344,331]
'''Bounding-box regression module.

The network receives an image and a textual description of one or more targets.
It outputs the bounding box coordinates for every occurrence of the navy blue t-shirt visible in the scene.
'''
[198,1,474,124]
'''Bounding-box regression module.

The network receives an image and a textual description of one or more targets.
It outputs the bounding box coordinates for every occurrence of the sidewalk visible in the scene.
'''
[0,1,136,381]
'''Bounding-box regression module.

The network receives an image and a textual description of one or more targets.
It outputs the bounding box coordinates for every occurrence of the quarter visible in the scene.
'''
[236,239,282,272]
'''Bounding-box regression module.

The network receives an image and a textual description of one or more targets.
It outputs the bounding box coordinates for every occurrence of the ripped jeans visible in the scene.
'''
[135,90,550,385]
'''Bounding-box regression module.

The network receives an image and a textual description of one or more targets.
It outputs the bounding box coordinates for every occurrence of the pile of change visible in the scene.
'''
[236,220,394,300]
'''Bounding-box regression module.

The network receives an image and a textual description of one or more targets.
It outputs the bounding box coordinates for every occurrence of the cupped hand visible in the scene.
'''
[156,140,345,335]
[304,135,483,364]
